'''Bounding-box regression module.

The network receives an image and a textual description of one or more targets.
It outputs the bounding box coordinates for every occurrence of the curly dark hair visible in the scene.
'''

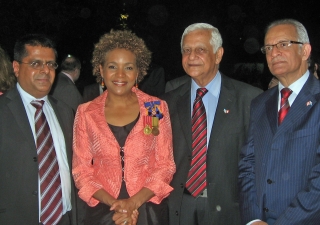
[0,46,16,93]
[92,30,152,83]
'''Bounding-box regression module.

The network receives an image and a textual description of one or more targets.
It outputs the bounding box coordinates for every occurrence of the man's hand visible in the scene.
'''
[252,221,268,225]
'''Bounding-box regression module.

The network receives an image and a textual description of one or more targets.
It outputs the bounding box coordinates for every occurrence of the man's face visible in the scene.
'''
[13,45,56,98]
[265,24,311,83]
[181,29,223,86]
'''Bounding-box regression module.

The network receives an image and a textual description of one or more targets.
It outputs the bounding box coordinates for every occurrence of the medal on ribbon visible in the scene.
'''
[144,101,163,136]
[143,116,152,135]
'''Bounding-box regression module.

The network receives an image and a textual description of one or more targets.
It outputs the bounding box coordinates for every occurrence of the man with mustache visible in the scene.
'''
[162,23,262,225]
[0,34,78,224]
[239,19,320,224]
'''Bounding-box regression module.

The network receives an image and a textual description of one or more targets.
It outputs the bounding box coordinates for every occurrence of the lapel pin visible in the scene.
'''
[224,109,230,114]
[306,101,312,106]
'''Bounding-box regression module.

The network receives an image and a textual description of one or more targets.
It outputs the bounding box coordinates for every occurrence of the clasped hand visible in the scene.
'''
[110,198,139,225]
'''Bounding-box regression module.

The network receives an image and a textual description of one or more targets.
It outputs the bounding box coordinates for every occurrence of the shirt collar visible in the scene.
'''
[191,71,221,98]
[61,71,74,83]
[278,70,309,95]
[16,82,50,106]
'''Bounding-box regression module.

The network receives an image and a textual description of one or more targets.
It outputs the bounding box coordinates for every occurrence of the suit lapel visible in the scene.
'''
[209,75,236,146]
[275,73,320,137]
[49,96,73,167]
[265,88,279,135]
[6,87,36,151]
[177,82,193,153]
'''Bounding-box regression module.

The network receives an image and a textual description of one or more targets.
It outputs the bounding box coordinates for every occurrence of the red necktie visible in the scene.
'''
[186,88,208,197]
[31,100,63,225]
[278,88,292,125]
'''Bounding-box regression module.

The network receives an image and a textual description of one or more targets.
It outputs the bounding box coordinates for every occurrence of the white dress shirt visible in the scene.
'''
[191,71,221,147]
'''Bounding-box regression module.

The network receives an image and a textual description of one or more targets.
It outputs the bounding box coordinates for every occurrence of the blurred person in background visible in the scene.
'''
[50,54,83,113]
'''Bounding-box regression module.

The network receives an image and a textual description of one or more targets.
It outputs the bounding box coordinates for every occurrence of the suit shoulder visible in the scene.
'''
[48,95,73,112]
[225,76,263,97]
[251,87,276,104]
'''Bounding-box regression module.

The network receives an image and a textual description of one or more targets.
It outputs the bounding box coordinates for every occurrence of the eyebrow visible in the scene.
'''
[265,39,290,45]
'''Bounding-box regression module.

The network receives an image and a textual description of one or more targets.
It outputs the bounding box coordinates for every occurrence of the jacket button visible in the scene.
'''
[263,207,269,212]
[32,191,38,196]
[267,179,273,184]
[180,183,184,188]
[175,211,179,215]
[188,155,192,161]
[33,157,37,162]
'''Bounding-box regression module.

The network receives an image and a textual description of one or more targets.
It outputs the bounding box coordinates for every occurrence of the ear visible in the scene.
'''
[12,61,20,78]
[99,64,104,76]
[215,47,224,64]
[302,43,311,61]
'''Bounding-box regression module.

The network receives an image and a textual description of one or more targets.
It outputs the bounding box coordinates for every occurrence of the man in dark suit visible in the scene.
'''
[50,54,83,113]
[165,75,189,93]
[161,23,262,225]
[238,19,320,224]
[82,82,104,103]
[0,34,77,224]
[139,63,166,97]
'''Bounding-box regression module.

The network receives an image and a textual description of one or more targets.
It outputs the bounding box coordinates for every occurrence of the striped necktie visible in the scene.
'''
[31,100,63,225]
[278,88,292,125]
[186,88,208,197]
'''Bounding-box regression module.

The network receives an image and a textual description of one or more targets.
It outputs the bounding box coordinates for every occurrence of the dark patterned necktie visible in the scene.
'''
[31,100,63,225]
[278,88,292,125]
[186,88,208,197]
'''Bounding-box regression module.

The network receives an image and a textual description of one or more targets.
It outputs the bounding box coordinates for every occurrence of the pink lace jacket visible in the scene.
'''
[72,88,176,206]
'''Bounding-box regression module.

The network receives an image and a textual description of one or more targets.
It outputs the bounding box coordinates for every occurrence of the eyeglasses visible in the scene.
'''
[182,47,209,55]
[261,40,303,54]
[18,60,58,70]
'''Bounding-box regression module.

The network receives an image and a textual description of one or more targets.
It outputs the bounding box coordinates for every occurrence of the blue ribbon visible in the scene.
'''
[144,101,163,119]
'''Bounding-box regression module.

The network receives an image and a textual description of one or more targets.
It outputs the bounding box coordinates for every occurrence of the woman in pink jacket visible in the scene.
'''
[72,30,176,225]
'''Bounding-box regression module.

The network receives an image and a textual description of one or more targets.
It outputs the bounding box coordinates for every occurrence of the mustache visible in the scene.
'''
[271,56,286,63]
[35,73,52,79]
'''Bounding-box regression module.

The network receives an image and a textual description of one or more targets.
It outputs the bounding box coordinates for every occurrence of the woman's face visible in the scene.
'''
[99,48,139,96]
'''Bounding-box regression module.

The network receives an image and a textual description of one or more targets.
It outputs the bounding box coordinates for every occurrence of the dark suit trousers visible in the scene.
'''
[179,193,210,225]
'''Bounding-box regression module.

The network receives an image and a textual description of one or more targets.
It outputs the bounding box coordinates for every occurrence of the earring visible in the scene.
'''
[101,79,106,91]
[101,79,105,88]
[135,76,138,88]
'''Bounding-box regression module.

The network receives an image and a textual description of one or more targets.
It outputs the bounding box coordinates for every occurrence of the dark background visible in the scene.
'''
[1,0,319,91]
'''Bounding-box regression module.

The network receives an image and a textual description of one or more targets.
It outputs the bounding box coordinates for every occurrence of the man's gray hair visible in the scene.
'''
[181,23,223,53]
[266,19,309,43]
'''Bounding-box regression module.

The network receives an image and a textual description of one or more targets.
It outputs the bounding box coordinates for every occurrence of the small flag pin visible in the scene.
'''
[306,101,312,106]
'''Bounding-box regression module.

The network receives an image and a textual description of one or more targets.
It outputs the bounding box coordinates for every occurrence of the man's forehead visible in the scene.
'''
[24,45,55,58]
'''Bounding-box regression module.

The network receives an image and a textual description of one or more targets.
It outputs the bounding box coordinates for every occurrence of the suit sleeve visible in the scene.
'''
[238,103,262,224]
[275,147,320,224]
[72,104,103,207]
